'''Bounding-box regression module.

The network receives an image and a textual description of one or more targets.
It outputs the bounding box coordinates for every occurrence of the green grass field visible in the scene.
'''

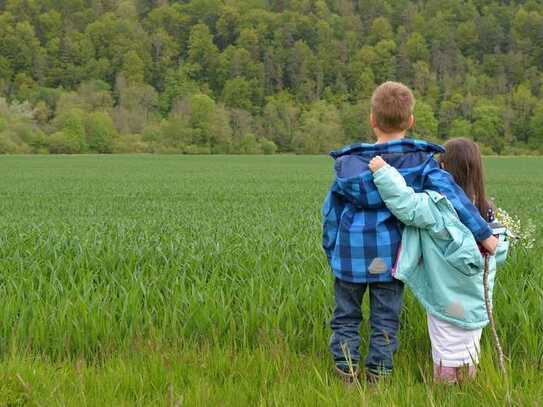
[0,155,541,406]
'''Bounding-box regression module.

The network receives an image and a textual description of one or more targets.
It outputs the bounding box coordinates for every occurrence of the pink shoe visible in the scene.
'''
[457,364,476,383]
[433,364,476,384]
[433,364,458,384]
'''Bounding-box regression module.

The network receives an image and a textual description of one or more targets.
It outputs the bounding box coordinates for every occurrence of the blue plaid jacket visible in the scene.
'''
[322,139,492,283]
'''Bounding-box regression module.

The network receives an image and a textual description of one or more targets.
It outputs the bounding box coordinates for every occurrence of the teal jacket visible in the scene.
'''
[373,164,509,330]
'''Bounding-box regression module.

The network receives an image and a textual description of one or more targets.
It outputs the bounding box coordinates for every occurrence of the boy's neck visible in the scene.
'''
[374,129,406,144]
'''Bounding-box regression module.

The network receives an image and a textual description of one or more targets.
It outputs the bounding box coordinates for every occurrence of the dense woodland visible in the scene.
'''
[0,0,542,154]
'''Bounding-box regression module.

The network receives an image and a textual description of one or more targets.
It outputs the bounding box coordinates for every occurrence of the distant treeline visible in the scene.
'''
[0,0,542,155]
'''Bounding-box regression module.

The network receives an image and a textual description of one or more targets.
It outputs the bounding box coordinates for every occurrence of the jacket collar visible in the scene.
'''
[330,139,445,158]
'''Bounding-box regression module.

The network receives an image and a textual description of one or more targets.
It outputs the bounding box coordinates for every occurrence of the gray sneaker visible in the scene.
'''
[335,362,360,384]
[366,368,392,386]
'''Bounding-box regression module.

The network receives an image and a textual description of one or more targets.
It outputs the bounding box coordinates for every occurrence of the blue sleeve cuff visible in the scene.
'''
[475,226,492,242]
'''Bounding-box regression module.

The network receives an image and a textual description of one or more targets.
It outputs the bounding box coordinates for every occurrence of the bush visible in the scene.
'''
[210,144,231,154]
[112,134,151,154]
[47,131,83,154]
[0,128,33,153]
[11,122,47,151]
[52,109,87,153]
[478,143,496,156]
[142,123,162,143]
[35,147,49,154]
[238,133,262,154]
[159,118,197,149]
[0,133,17,154]
[500,145,541,156]
[184,144,211,154]
[85,112,116,153]
[150,144,184,154]
[261,139,277,155]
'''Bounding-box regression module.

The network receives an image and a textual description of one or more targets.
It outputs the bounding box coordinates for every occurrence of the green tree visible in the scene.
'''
[472,103,505,153]
[373,40,397,83]
[237,28,260,59]
[355,68,376,100]
[51,108,87,153]
[449,118,472,138]
[222,77,252,112]
[238,133,262,154]
[174,93,232,152]
[413,61,438,103]
[121,51,145,85]
[159,65,199,115]
[85,112,116,153]
[115,76,159,134]
[285,41,318,103]
[189,93,215,133]
[262,94,300,152]
[369,17,393,44]
[405,32,429,62]
[207,104,233,153]
[158,117,198,151]
[0,17,42,75]
[512,7,543,57]
[260,139,277,154]
[438,100,459,138]
[413,101,438,140]
[456,21,479,56]
[148,28,179,89]
[292,101,344,154]
[216,6,240,49]
[0,132,18,153]
[341,101,373,143]
[510,84,537,142]
[187,24,220,88]
[528,103,543,147]
[85,13,150,82]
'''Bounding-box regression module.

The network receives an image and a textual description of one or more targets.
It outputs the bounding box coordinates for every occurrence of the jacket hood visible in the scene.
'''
[330,139,445,159]
[330,139,443,209]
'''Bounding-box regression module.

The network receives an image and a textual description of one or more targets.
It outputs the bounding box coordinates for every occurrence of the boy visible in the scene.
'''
[322,81,497,383]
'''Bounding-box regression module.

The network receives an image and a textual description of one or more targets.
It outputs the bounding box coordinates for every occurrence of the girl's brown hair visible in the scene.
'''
[438,138,491,218]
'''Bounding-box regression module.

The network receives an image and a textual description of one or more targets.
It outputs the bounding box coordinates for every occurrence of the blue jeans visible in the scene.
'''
[330,277,404,375]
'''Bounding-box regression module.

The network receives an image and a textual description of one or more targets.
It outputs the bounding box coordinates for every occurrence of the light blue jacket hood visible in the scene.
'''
[373,164,509,330]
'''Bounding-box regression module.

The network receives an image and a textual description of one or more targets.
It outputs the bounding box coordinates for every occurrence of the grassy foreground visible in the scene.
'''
[0,155,541,405]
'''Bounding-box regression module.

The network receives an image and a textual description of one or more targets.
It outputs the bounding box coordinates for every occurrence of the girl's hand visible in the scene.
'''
[481,235,498,255]
[369,156,387,173]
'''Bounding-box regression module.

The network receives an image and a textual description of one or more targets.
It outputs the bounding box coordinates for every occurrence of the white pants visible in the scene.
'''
[427,314,482,367]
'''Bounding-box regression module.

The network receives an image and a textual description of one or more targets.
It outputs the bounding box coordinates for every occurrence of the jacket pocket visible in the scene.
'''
[435,223,484,276]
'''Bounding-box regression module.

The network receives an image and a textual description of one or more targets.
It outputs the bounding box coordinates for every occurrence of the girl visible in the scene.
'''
[368,138,508,384]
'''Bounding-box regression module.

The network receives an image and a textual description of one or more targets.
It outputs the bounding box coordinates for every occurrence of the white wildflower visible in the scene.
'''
[495,207,535,250]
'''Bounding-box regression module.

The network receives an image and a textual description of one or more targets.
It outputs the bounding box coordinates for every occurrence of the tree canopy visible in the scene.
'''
[0,0,542,154]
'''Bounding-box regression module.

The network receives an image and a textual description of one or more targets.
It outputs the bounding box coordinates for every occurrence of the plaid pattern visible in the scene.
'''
[322,139,492,283]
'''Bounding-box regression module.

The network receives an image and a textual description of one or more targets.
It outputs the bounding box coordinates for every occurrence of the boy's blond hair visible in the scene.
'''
[371,81,415,133]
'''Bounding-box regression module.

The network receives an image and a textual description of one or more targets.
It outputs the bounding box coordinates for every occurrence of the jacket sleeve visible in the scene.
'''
[373,164,438,229]
[322,188,344,262]
[422,162,492,242]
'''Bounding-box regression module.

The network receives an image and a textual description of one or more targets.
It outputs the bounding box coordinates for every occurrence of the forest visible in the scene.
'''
[0,0,542,155]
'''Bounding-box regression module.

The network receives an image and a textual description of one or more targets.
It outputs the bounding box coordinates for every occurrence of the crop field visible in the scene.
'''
[0,155,541,406]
